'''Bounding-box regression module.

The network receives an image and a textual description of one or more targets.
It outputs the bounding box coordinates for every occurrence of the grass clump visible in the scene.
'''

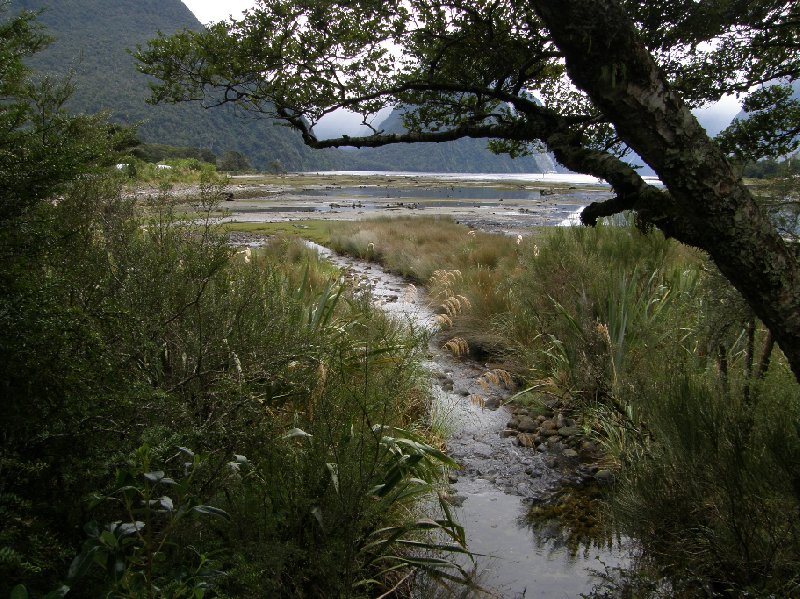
[223,219,334,245]
[327,216,519,284]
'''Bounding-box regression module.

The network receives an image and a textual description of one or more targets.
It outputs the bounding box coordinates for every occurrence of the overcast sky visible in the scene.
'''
[179,1,742,138]
[181,0,255,24]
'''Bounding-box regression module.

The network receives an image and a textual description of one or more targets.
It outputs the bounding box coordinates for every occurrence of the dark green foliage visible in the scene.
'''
[131,143,217,165]
[719,81,800,161]
[2,176,464,596]
[217,150,252,173]
[743,154,800,179]
[609,373,800,596]
[504,224,800,596]
[1,9,467,595]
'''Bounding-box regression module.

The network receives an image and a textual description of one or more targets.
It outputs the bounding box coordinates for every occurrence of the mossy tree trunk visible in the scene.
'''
[532,0,800,379]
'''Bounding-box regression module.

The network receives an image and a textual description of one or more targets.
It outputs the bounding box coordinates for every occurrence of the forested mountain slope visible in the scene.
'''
[7,0,347,170]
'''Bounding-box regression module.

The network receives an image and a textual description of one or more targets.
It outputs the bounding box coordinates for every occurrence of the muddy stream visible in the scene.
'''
[303,242,629,598]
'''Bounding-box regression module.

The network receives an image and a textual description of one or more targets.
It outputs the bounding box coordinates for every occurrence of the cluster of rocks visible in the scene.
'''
[501,405,614,485]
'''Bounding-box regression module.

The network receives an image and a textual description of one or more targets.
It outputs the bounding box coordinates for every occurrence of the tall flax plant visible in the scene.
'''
[206,275,471,597]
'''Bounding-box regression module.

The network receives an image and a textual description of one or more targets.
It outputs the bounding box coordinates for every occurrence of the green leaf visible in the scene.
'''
[326,462,339,494]
[116,521,145,536]
[143,471,176,485]
[100,530,117,547]
[192,505,231,520]
[283,427,312,439]
[68,545,100,580]
[10,584,28,599]
[177,446,195,458]
[43,586,70,599]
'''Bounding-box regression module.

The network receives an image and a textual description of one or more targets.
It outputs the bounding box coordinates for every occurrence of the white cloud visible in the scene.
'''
[181,0,257,24]
[693,94,742,137]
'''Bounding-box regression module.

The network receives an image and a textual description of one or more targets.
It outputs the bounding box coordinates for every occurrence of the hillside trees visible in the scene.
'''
[137,0,800,377]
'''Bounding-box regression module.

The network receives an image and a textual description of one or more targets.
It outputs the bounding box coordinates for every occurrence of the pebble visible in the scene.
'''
[517,416,538,432]
[540,419,557,431]
[517,433,537,448]
[558,426,581,437]
[445,494,467,507]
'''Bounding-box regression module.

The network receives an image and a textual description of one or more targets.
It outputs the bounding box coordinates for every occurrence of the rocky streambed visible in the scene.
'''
[303,242,629,598]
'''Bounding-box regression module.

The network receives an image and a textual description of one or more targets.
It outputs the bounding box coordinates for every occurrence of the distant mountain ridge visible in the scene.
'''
[344,108,557,173]
[6,0,553,173]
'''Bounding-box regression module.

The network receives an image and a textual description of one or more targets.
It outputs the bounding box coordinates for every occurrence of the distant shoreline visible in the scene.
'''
[299,170,664,188]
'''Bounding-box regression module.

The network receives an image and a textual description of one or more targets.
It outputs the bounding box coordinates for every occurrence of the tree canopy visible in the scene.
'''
[0,7,128,230]
[136,0,800,377]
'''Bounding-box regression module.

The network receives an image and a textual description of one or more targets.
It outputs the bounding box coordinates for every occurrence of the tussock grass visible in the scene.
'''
[327,216,518,283]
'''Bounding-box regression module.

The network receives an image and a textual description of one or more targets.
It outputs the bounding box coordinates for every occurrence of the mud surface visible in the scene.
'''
[178,172,615,235]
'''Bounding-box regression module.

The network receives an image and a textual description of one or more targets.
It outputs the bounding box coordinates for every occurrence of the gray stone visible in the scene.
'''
[506,418,520,429]
[562,449,579,459]
[444,494,466,507]
[517,416,538,432]
[558,426,581,437]
[540,419,557,431]
[500,429,518,438]
[547,435,561,444]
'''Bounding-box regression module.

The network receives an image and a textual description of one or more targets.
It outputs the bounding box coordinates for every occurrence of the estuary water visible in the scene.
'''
[301,170,663,187]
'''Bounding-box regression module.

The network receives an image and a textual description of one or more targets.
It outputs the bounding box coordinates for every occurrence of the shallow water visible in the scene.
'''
[295,185,550,201]
[306,242,629,597]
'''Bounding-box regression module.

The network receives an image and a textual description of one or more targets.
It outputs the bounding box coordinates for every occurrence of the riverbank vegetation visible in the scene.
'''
[325,216,800,596]
[2,174,474,597]
[1,10,469,596]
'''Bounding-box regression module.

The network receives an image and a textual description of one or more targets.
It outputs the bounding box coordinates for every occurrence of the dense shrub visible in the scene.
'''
[1,180,466,597]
